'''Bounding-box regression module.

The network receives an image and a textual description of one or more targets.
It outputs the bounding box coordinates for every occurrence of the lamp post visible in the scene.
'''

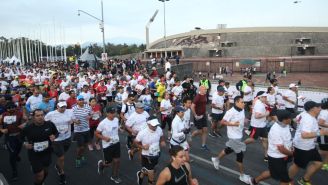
[78,0,106,54]
[158,0,169,58]
[146,9,159,51]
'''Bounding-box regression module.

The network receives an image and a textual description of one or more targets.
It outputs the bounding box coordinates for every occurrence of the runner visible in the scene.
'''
[0,102,25,181]
[21,109,59,185]
[209,86,225,137]
[160,92,173,140]
[191,85,210,151]
[135,118,166,185]
[318,98,328,171]
[95,106,122,184]
[289,101,328,185]
[211,96,252,184]
[244,92,270,162]
[125,102,150,160]
[44,101,76,184]
[156,145,199,185]
[88,97,102,151]
[251,110,294,185]
[170,106,191,162]
[72,95,92,168]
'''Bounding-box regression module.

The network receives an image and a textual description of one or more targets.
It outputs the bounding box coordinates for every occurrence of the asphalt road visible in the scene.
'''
[0,123,325,185]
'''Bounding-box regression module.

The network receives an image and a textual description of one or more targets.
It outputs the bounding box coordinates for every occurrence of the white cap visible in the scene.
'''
[57,102,67,107]
[259,93,268,97]
[289,83,298,88]
[148,119,160,126]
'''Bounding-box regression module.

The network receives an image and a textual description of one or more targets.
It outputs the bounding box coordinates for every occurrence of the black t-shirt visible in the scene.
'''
[21,121,58,159]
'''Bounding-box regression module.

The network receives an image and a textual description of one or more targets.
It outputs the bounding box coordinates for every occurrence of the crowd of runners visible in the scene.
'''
[0,59,327,185]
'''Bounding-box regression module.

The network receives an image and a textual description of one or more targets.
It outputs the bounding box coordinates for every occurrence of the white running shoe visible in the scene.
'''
[211,157,220,170]
[239,174,251,184]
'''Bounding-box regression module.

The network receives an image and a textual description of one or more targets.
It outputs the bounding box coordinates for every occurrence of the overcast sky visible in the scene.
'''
[0,0,327,45]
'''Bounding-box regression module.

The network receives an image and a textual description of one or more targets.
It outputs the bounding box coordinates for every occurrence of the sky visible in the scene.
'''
[0,0,327,46]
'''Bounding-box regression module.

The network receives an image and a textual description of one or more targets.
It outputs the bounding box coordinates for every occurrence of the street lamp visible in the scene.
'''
[78,0,106,54]
[146,9,159,50]
[158,0,169,58]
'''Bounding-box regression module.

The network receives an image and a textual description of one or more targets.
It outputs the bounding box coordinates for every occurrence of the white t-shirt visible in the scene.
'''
[268,122,292,158]
[267,94,276,107]
[45,109,75,141]
[170,115,187,144]
[243,86,253,102]
[171,86,183,100]
[139,94,152,107]
[121,102,136,119]
[125,111,150,133]
[96,117,120,148]
[183,108,191,129]
[26,94,43,112]
[250,100,267,128]
[227,86,239,103]
[284,89,296,109]
[223,107,245,139]
[211,94,224,114]
[318,109,328,131]
[136,127,163,156]
[293,112,319,150]
[160,99,172,115]
[80,91,92,103]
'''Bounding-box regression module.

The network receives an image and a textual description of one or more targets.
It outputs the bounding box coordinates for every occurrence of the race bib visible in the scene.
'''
[4,116,17,124]
[57,125,69,133]
[110,135,119,144]
[101,97,107,100]
[92,113,100,120]
[149,144,160,156]
[33,141,49,152]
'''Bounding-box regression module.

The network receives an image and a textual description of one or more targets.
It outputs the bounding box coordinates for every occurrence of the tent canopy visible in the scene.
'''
[78,47,100,61]
[10,56,21,64]
[3,57,11,62]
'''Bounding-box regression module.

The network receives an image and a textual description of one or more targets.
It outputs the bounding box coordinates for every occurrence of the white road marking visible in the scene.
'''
[189,153,271,185]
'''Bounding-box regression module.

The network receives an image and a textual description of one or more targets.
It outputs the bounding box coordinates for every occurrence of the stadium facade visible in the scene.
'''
[144,27,328,72]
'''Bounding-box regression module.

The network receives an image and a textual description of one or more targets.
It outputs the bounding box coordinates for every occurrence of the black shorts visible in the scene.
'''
[249,126,268,139]
[74,131,91,147]
[293,147,322,169]
[194,115,207,130]
[30,154,52,174]
[269,107,277,116]
[211,113,224,122]
[52,138,71,157]
[141,155,159,171]
[103,142,121,164]
[268,156,291,183]
[318,136,328,151]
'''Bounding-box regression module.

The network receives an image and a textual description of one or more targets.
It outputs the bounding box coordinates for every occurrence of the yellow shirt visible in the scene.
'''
[157,84,166,102]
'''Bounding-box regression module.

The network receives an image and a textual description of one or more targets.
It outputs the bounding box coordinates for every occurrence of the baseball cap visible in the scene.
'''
[147,118,160,126]
[77,95,84,100]
[135,102,144,109]
[175,106,186,113]
[289,83,298,88]
[58,102,67,107]
[256,91,266,98]
[304,101,321,111]
[217,86,226,92]
[105,106,116,113]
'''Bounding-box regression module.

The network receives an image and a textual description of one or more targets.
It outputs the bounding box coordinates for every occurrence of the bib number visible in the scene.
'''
[110,135,119,144]
[149,144,160,156]
[33,141,49,152]
[4,116,17,124]
[57,125,69,134]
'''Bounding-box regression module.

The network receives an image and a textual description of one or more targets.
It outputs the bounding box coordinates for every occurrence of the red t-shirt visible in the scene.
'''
[96,85,107,94]
[66,97,77,109]
[1,111,23,134]
[89,104,101,127]
[193,94,207,115]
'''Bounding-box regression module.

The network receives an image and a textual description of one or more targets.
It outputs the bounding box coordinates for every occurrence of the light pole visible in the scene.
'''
[158,0,169,58]
[78,0,106,54]
[146,10,159,51]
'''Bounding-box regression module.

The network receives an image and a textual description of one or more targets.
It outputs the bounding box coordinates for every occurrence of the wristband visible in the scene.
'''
[317,130,321,137]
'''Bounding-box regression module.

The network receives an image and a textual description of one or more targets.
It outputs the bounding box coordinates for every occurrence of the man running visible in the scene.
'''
[96,106,122,184]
